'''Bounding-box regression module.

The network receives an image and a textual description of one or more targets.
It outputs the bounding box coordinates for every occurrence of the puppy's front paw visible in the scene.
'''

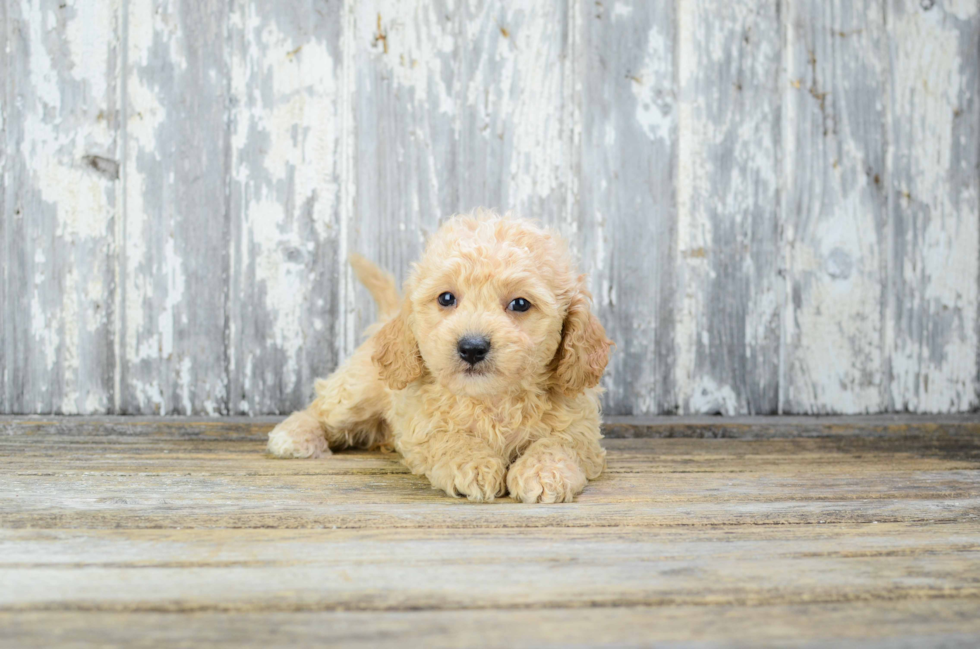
[267,411,329,459]
[430,455,507,502]
[507,448,587,504]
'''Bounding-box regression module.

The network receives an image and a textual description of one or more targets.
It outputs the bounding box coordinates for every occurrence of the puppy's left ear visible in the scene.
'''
[552,289,613,395]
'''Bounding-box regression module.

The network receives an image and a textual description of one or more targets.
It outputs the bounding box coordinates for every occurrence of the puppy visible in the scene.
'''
[267,211,613,503]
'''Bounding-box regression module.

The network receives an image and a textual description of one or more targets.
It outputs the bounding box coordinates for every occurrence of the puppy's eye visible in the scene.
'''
[507,297,532,313]
[437,292,456,307]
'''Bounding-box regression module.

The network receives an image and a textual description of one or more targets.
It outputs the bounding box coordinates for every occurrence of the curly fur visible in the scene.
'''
[267,211,613,503]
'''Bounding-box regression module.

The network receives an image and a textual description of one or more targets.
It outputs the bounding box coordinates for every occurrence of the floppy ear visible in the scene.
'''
[552,291,613,395]
[372,304,424,390]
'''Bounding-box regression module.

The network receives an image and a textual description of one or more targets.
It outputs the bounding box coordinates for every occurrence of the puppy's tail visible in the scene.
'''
[349,253,400,319]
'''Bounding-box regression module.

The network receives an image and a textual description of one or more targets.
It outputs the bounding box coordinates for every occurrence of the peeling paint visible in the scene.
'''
[631,22,673,144]
[676,0,780,415]
[583,2,676,415]
[3,0,978,415]
[780,1,890,414]
[688,377,740,416]
[888,1,979,412]
[8,0,118,414]
[226,0,343,415]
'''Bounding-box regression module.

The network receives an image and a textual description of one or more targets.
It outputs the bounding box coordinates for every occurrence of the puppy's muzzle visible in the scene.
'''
[457,335,491,366]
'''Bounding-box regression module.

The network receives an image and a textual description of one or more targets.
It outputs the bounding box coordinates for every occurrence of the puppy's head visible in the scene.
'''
[373,213,612,397]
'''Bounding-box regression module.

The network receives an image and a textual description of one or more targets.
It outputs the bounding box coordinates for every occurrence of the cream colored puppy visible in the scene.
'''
[267,212,612,503]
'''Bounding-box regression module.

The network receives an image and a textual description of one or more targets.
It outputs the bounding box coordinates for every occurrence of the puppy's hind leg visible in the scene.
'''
[269,252,396,459]
[267,344,390,459]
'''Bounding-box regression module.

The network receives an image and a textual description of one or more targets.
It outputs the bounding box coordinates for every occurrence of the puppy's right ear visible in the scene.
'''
[372,303,424,390]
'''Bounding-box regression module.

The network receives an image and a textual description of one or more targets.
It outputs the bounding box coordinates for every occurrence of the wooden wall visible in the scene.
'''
[1,0,978,415]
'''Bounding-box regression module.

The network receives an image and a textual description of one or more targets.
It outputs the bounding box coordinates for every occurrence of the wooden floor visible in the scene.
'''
[2,415,979,648]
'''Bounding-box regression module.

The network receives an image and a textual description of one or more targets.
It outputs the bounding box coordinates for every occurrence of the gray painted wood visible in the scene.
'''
[886,0,979,413]
[0,0,7,413]
[3,1,120,414]
[782,0,889,413]
[226,0,344,415]
[120,0,231,414]
[581,0,677,415]
[455,2,574,231]
[349,0,459,343]
[2,0,979,415]
[3,413,979,440]
[675,0,781,415]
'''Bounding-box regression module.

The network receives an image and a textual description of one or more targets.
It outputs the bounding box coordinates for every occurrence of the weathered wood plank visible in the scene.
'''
[225,0,344,415]
[4,466,977,509]
[6,522,979,567]
[2,0,121,414]
[2,523,979,612]
[675,0,781,415]
[9,553,976,612]
[4,450,977,478]
[10,600,980,649]
[119,0,230,414]
[1,417,978,645]
[455,2,572,229]
[10,499,973,531]
[886,0,980,412]
[601,413,980,439]
[2,424,977,529]
[580,0,677,415]
[347,0,458,343]
[3,439,979,480]
[782,0,889,414]
[0,0,8,413]
[3,413,979,440]
[2,0,979,417]
[5,600,980,649]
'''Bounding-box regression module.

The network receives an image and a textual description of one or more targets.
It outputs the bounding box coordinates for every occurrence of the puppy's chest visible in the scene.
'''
[481,402,550,447]
[390,388,551,448]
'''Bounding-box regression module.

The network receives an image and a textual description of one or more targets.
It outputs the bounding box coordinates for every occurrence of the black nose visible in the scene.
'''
[457,336,491,366]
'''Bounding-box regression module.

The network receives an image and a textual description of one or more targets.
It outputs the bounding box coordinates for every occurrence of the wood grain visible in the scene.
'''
[2,2,979,415]
[225,0,344,415]
[782,0,889,414]
[120,0,231,415]
[456,2,574,231]
[3,0,121,414]
[4,601,980,649]
[676,0,781,415]
[4,523,980,611]
[0,0,7,414]
[4,413,979,440]
[1,417,978,646]
[349,0,457,341]
[580,0,677,415]
[886,0,979,412]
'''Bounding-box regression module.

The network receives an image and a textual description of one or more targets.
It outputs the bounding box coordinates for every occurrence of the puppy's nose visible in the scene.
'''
[457,336,491,366]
